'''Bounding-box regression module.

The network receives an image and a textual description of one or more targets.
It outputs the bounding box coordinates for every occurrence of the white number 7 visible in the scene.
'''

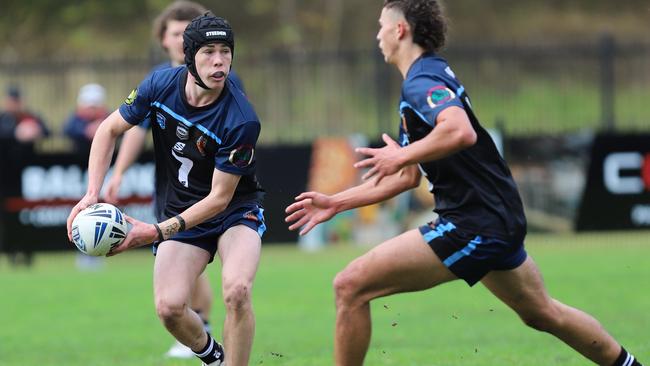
[171,149,193,188]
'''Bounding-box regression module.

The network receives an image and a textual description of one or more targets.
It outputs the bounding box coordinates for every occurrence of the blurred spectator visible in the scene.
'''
[0,85,50,144]
[63,83,109,154]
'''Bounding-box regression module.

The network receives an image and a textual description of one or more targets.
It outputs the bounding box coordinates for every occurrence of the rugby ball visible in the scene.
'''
[71,203,128,256]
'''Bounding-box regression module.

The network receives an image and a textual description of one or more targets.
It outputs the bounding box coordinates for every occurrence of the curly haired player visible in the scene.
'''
[286,1,644,365]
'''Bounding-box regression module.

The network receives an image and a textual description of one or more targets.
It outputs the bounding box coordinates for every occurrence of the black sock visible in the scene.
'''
[193,333,224,365]
[612,347,643,366]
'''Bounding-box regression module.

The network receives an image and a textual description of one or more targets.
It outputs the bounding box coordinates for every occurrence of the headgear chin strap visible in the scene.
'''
[183,12,235,90]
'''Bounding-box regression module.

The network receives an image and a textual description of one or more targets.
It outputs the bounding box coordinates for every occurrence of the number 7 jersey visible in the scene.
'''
[119,66,264,222]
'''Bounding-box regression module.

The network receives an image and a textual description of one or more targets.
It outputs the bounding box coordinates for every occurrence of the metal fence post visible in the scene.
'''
[600,33,616,131]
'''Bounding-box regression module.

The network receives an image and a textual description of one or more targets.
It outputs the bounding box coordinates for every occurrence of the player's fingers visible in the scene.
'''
[353,157,375,169]
[123,214,136,224]
[354,147,375,157]
[285,200,306,214]
[107,237,130,257]
[382,133,399,147]
[299,221,317,236]
[295,191,317,201]
[288,215,310,232]
[285,209,305,224]
[66,206,81,240]
[362,167,377,181]
[106,244,122,257]
[372,172,385,186]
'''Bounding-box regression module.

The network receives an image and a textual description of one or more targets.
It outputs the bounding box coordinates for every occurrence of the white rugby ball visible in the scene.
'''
[71,203,128,256]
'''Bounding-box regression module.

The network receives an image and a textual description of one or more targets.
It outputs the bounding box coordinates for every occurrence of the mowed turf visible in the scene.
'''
[0,231,648,366]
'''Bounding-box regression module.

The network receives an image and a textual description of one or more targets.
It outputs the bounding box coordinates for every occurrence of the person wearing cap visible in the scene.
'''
[103,2,240,359]
[66,12,264,366]
[0,85,49,145]
[63,83,110,154]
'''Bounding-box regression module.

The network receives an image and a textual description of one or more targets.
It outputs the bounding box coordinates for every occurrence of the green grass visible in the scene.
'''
[1,232,649,365]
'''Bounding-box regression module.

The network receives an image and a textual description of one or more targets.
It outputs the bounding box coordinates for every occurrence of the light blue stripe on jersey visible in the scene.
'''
[151,101,222,144]
[400,101,434,127]
[423,221,456,242]
[443,236,483,267]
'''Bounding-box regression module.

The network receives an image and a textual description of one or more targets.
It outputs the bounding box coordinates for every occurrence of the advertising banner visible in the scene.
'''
[0,145,311,253]
[575,134,650,231]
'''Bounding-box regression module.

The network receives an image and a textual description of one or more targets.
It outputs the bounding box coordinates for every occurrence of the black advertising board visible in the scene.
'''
[0,150,156,253]
[575,133,650,231]
[0,145,310,253]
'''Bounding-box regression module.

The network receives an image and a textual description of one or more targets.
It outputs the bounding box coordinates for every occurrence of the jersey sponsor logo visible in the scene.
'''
[426,85,456,109]
[173,142,186,153]
[229,145,254,168]
[156,112,166,129]
[176,124,189,140]
[125,88,137,105]
[196,134,208,156]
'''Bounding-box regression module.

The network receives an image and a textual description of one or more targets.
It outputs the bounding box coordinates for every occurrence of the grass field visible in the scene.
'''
[1,231,648,366]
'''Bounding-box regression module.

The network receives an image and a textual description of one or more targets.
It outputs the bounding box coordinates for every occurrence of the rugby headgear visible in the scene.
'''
[183,12,234,90]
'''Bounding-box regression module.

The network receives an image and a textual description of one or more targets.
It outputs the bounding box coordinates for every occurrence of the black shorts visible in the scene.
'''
[152,202,265,263]
[419,218,527,286]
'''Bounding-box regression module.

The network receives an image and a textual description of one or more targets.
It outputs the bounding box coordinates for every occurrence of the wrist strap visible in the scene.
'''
[153,223,164,241]
[175,215,186,232]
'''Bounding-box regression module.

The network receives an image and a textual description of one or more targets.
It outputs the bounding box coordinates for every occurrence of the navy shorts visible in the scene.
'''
[419,218,527,286]
[153,202,266,263]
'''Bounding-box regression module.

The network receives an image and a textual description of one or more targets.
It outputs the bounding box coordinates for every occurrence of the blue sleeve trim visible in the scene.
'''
[399,101,435,127]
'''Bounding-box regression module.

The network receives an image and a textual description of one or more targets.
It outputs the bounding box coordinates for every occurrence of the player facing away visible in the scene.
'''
[67,13,265,366]
[103,1,244,359]
[285,1,644,365]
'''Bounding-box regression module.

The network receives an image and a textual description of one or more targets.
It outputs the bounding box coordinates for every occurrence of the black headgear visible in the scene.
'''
[183,12,235,90]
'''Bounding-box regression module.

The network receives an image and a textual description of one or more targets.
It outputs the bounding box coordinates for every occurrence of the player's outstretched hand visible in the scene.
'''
[354,133,404,185]
[66,194,98,242]
[285,191,337,235]
[107,214,157,256]
[103,174,122,205]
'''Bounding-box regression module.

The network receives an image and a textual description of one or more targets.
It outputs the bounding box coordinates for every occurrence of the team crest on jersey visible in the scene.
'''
[125,88,137,105]
[176,124,189,140]
[426,85,455,109]
[229,145,254,168]
[156,113,166,129]
[196,134,208,156]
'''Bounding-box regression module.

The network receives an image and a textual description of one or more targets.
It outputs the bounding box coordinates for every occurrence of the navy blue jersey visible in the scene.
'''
[119,67,264,222]
[398,53,526,242]
[141,64,245,128]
